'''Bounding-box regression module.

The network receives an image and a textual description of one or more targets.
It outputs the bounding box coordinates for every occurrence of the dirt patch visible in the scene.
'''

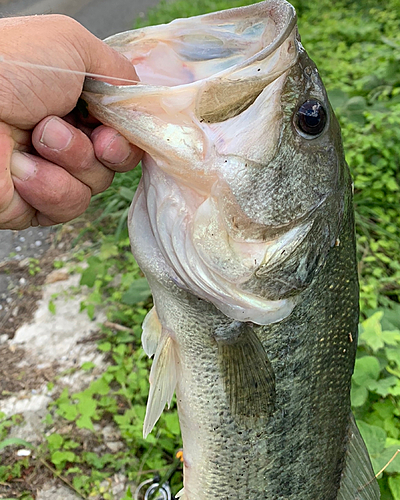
[0,223,88,340]
[0,449,53,499]
[0,260,46,339]
[0,345,58,399]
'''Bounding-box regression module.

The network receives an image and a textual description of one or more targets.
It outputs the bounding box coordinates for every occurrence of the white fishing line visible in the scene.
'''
[0,55,138,85]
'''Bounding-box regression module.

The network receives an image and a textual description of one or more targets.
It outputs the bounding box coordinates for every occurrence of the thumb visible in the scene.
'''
[75,24,139,85]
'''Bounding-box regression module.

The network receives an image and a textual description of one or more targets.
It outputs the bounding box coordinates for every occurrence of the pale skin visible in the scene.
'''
[0,14,143,230]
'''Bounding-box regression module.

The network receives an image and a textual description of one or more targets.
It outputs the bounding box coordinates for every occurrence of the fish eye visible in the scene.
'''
[296,99,327,137]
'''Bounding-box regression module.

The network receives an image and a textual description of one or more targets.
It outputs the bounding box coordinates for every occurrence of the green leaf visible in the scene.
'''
[76,414,94,430]
[359,312,384,351]
[98,342,112,352]
[81,362,96,371]
[64,440,80,450]
[368,376,398,397]
[381,330,400,346]
[89,377,110,396]
[45,413,54,426]
[86,304,95,321]
[386,347,400,368]
[57,403,78,421]
[373,399,399,420]
[164,413,180,435]
[357,420,387,457]
[382,305,400,330]
[346,96,368,111]
[353,356,381,386]
[380,446,400,474]
[48,300,56,315]
[80,257,104,287]
[46,433,64,451]
[99,241,119,259]
[122,278,152,306]
[389,475,400,500]
[351,381,369,407]
[51,450,76,465]
[0,438,33,451]
[388,382,400,396]
[77,397,97,418]
[121,486,133,500]
[328,88,349,110]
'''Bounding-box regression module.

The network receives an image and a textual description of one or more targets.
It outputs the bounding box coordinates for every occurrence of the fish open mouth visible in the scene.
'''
[118,1,297,88]
[84,0,298,130]
[83,0,303,325]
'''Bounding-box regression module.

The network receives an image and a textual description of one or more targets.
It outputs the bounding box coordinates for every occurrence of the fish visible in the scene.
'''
[82,1,380,498]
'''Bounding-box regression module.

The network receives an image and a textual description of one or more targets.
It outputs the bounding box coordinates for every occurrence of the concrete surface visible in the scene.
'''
[10,273,106,367]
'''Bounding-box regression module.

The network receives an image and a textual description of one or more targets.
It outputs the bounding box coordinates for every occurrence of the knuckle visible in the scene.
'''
[45,185,65,207]
[91,171,114,195]
[55,184,91,223]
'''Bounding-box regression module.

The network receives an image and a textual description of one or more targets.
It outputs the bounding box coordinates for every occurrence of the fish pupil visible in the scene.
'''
[297,99,327,136]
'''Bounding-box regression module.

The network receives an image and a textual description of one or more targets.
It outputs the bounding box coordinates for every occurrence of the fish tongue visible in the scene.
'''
[82,0,297,170]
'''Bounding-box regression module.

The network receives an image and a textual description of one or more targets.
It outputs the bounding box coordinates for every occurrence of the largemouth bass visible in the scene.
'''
[82,1,380,498]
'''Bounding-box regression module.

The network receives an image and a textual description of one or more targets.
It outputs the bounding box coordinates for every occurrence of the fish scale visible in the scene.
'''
[82,1,380,498]
[148,198,358,500]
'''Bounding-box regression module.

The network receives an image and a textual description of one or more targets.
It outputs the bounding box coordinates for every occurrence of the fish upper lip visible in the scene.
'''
[83,0,298,94]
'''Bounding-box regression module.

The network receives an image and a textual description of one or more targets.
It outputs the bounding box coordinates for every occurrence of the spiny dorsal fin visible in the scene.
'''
[217,322,275,426]
[142,306,162,358]
[337,414,380,500]
[143,331,179,438]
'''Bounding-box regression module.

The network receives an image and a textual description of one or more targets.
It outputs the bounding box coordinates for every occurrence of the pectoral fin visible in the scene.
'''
[143,331,179,438]
[217,323,275,426]
[337,414,380,500]
[142,306,162,358]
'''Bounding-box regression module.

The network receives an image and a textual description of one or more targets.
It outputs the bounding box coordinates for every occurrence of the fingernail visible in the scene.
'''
[40,117,73,150]
[11,152,37,181]
[102,134,131,164]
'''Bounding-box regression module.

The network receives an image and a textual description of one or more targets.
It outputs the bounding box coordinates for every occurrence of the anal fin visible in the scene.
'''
[175,487,186,499]
[217,322,275,426]
[337,414,380,500]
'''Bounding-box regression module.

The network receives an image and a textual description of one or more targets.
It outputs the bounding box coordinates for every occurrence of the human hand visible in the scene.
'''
[0,15,143,229]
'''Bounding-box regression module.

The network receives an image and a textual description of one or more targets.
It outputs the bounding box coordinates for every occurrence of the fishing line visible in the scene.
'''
[0,55,138,85]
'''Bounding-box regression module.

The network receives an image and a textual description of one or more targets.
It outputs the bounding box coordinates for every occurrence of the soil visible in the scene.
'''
[0,222,117,500]
[0,225,80,340]
[0,344,58,398]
